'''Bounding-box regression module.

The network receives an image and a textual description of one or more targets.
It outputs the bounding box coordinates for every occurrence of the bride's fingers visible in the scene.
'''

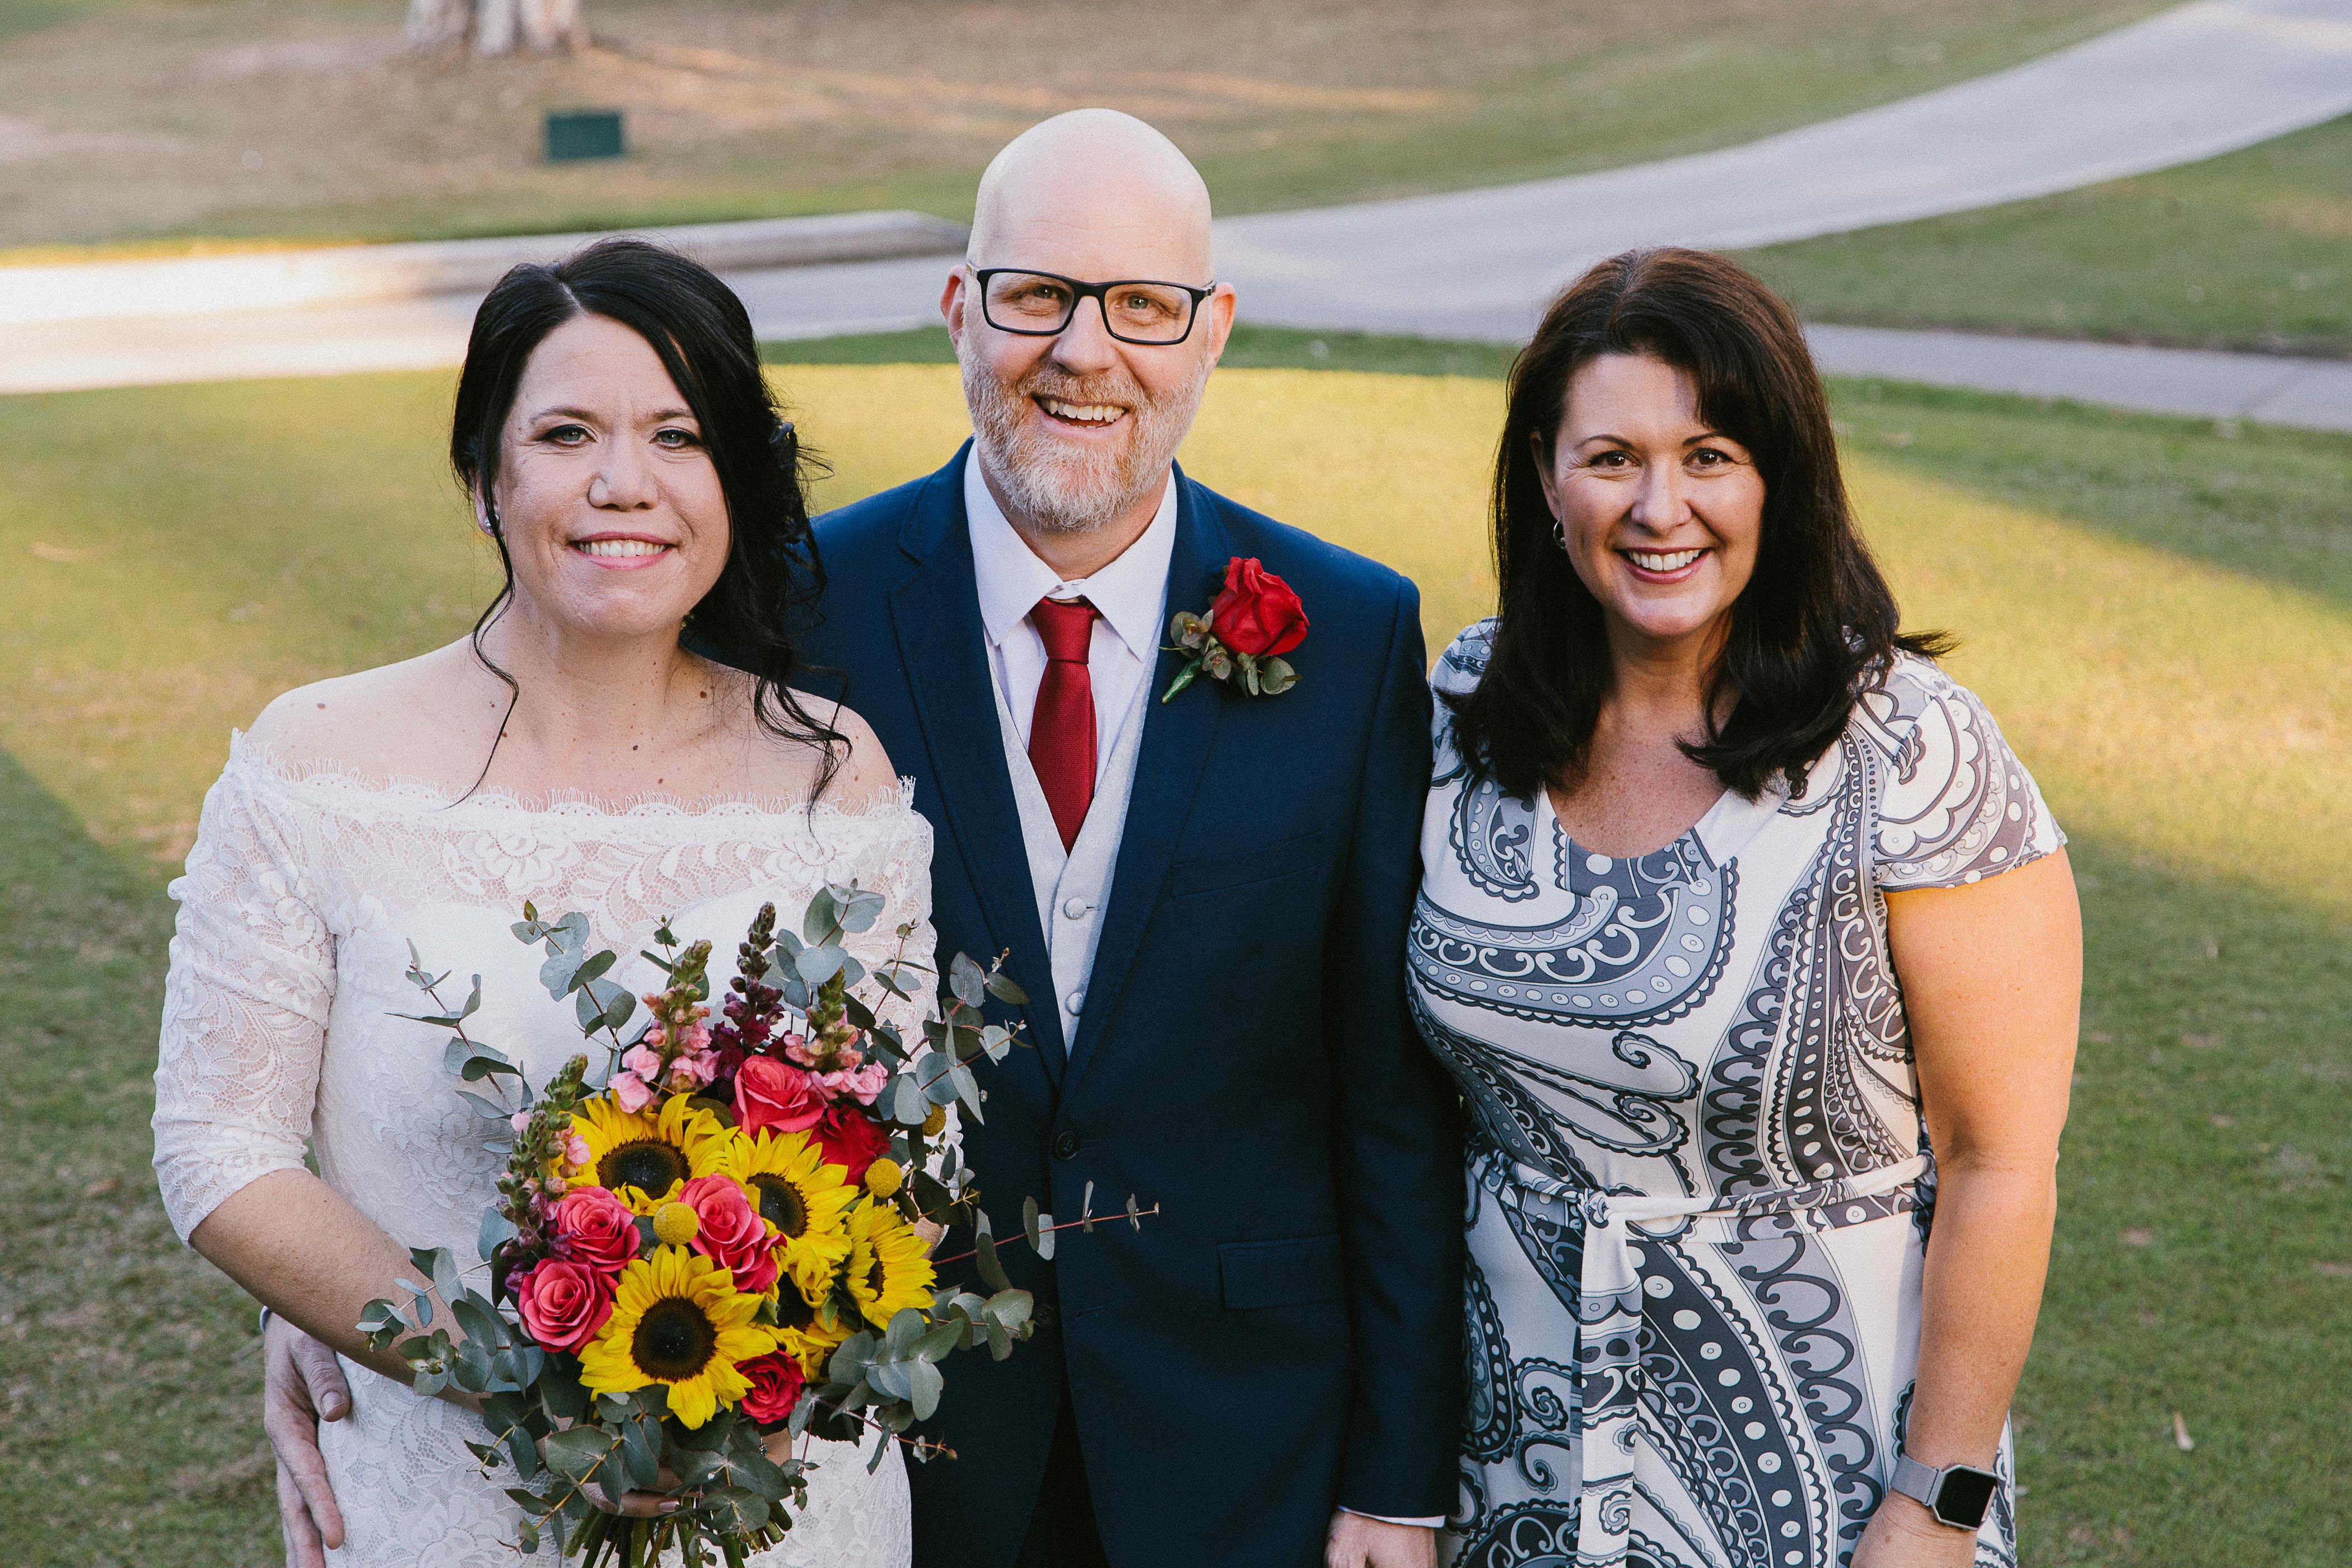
[582,1480,682,1519]
[276,1459,329,1568]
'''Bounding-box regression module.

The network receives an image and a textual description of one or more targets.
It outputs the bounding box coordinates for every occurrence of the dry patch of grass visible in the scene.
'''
[0,0,2158,251]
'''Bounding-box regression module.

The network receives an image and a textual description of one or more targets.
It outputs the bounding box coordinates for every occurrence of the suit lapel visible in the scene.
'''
[1062,470,1231,1089]
[885,447,1068,1080]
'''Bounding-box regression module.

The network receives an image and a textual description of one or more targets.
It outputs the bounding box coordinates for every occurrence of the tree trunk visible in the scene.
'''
[406,0,584,55]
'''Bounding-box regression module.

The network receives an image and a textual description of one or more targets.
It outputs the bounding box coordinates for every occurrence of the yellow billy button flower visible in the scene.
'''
[864,1158,903,1198]
[652,1201,700,1247]
[722,1128,856,1297]
[846,1198,935,1329]
[568,1093,730,1216]
[921,1105,947,1137]
[578,1245,777,1429]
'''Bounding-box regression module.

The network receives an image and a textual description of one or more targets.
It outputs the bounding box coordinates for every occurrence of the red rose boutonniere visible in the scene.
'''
[1161,556,1308,702]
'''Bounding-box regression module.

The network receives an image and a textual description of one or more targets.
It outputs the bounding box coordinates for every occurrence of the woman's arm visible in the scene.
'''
[1859,848,2080,1564]
[193,1169,476,1392]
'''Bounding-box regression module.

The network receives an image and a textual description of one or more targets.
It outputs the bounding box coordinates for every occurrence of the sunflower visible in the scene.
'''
[570,1093,730,1215]
[578,1245,777,1428]
[767,1270,852,1381]
[846,1198,936,1329]
[721,1128,856,1296]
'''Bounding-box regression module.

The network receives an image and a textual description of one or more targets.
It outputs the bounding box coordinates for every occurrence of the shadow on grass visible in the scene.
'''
[0,745,276,1567]
[1827,377,2352,616]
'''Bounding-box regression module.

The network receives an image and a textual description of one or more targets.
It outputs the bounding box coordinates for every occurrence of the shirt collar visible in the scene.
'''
[964,448,1180,662]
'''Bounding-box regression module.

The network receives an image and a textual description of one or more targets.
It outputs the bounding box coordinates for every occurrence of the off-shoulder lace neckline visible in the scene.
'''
[225,730,917,826]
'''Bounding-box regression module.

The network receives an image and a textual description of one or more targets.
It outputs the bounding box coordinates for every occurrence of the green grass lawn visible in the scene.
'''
[3,347,2346,1565]
[1739,113,2352,357]
[0,0,2157,257]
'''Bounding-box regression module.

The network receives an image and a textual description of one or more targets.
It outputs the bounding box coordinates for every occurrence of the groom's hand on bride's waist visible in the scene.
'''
[264,1314,351,1568]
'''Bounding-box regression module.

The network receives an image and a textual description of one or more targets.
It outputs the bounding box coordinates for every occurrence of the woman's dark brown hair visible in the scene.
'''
[1445,246,1944,801]
[449,237,844,797]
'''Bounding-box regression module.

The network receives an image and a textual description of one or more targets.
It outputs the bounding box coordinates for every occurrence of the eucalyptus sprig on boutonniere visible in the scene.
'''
[1160,556,1309,702]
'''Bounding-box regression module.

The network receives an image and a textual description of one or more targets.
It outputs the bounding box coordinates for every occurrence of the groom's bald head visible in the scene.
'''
[967,109,1216,282]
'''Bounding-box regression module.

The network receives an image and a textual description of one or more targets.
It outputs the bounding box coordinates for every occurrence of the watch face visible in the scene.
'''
[1934,1466,2000,1528]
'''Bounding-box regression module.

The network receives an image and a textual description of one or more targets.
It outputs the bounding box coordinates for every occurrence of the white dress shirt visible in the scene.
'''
[964,450,1179,774]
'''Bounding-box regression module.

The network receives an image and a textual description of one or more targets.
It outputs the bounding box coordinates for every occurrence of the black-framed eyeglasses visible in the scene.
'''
[973,268,1216,346]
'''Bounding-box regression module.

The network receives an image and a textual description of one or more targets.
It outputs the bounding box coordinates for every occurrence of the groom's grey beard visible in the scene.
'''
[964,352,1212,535]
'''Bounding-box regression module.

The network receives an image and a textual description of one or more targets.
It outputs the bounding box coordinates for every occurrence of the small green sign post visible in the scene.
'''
[545,110,625,163]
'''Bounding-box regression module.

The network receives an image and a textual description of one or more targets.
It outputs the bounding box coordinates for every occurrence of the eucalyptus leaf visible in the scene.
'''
[982,970,1028,1006]
[565,949,617,996]
[801,889,839,945]
[841,886,886,935]
[905,1357,944,1421]
[970,1211,1011,1294]
[700,1487,770,1534]
[948,953,986,1009]
[795,944,848,985]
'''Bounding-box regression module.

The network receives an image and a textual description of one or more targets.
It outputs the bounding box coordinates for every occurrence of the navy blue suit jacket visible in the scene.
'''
[798,448,1463,1567]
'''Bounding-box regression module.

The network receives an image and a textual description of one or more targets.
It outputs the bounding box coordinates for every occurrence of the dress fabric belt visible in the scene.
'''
[1481,1152,1933,1567]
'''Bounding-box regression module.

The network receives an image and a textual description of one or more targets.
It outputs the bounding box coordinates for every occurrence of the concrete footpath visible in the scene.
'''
[1,0,2347,430]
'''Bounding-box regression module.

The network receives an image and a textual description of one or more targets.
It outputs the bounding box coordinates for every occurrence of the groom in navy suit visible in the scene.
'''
[797,112,1463,1566]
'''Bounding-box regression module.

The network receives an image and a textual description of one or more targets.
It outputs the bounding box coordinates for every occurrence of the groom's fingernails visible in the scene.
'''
[658,1500,681,1514]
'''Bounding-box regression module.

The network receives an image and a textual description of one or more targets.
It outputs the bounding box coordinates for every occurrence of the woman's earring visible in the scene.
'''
[477,500,500,538]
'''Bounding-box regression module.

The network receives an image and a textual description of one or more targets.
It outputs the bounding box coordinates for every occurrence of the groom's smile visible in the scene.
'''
[1035,394,1127,430]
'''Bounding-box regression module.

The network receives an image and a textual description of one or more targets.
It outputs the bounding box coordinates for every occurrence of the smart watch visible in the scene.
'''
[1889,1451,2001,1531]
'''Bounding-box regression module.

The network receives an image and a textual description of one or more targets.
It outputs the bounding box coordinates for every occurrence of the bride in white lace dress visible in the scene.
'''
[152,240,925,1567]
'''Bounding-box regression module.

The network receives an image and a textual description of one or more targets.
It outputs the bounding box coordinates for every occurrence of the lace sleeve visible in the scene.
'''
[832,795,960,1184]
[152,759,336,1244]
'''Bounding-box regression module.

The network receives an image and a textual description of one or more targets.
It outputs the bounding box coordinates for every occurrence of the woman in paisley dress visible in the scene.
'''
[153,241,928,1566]
[1414,249,2081,1568]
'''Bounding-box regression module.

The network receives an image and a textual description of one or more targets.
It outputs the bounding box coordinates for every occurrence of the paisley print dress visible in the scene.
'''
[1413,623,2064,1568]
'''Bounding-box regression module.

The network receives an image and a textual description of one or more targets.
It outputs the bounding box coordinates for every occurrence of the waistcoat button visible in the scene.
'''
[1052,1131,1082,1161]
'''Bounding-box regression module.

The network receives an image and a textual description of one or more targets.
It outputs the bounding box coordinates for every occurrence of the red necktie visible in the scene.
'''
[1028,596,1100,851]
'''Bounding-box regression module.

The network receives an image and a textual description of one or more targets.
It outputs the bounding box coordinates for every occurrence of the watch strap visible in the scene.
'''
[1889,1452,1942,1511]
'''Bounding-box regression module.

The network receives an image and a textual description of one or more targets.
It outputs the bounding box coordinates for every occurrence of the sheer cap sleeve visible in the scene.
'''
[152,752,335,1244]
[1860,654,2065,891]
[1427,617,1498,769]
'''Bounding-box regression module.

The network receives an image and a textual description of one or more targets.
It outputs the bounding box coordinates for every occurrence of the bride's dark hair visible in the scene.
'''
[447,236,844,796]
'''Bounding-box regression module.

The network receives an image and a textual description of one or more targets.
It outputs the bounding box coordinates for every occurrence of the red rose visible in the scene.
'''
[679,1173,779,1296]
[735,1056,824,1137]
[810,1100,889,1182]
[737,1351,806,1425]
[1206,557,1307,658]
[513,1257,614,1353]
[549,1185,640,1276]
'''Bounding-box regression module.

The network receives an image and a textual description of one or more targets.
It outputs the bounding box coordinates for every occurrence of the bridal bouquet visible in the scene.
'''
[359,887,1052,1567]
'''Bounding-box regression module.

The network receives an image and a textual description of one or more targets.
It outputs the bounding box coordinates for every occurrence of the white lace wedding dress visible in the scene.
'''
[153,733,932,1567]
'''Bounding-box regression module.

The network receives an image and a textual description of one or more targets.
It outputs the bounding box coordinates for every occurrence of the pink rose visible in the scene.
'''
[609,1070,655,1114]
[679,1174,778,1296]
[513,1257,614,1352]
[736,1351,805,1425]
[735,1056,824,1136]
[550,1185,640,1275]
